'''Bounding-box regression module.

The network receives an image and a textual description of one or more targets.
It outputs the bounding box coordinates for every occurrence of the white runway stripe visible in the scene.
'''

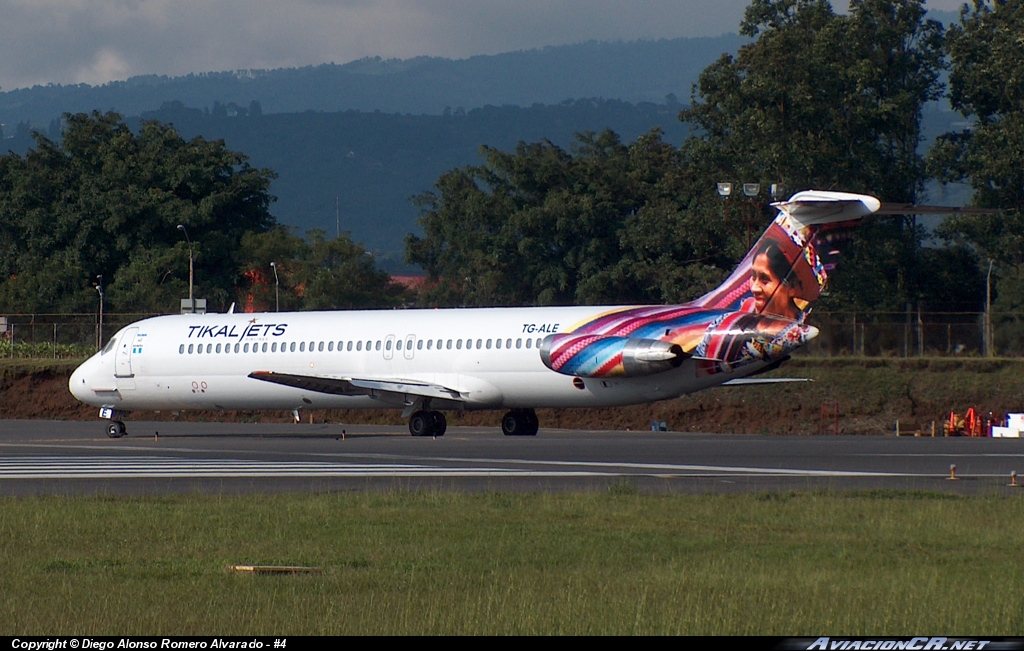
[0,455,944,480]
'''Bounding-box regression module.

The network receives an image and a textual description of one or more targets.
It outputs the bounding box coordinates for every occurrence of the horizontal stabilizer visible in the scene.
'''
[874,204,1000,215]
[721,377,813,386]
[772,191,881,227]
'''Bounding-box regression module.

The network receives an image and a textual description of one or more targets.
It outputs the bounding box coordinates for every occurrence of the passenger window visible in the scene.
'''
[386,340,393,351]
[179,344,185,354]
[367,340,372,350]
[466,339,472,350]
[309,340,314,351]
[526,339,532,349]
[272,342,278,352]
[207,344,213,354]
[357,341,362,351]
[188,344,194,354]
[244,343,249,353]
[319,341,324,352]
[477,339,483,349]
[427,340,433,350]
[456,339,462,350]
[486,339,492,349]
[495,339,501,349]
[375,341,381,351]
[261,343,267,353]
[418,339,424,350]
[234,343,239,353]
[215,344,221,354]
[536,338,542,348]
[393,340,399,351]
[300,342,305,352]
[506,338,512,349]
[328,341,333,352]
[446,339,452,349]
[516,338,522,349]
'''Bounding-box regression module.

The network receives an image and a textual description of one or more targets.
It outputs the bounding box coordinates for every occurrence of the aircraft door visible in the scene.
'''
[114,327,139,377]
[383,334,395,360]
[404,335,416,359]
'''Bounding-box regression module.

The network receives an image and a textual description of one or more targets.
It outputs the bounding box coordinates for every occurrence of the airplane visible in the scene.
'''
[70,190,884,438]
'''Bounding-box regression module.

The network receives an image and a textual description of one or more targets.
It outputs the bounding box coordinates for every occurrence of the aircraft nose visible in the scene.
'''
[69,360,92,403]
[804,324,819,340]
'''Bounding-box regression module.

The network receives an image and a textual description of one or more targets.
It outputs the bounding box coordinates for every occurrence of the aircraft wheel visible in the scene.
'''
[430,411,446,437]
[502,410,536,436]
[409,411,433,437]
[523,409,539,436]
[106,421,126,438]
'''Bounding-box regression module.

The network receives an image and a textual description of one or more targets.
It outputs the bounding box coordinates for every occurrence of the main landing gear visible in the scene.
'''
[409,410,447,437]
[501,409,539,436]
[106,421,127,438]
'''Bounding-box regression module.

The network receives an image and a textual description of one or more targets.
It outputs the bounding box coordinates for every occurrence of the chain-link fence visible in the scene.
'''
[0,313,159,359]
[802,311,1021,357]
[1,310,1021,359]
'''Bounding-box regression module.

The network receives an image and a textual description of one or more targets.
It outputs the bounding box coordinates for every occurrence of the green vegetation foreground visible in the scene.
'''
[1,491,1022,635]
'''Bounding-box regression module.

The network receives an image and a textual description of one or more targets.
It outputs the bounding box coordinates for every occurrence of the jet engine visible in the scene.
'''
[540,334,686,379]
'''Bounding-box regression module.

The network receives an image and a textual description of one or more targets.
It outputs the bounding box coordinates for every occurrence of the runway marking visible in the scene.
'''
[0,455,948,480]
[0,442,923,476]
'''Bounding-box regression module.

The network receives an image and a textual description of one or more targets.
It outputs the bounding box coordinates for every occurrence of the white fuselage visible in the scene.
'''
[68,306,761,414]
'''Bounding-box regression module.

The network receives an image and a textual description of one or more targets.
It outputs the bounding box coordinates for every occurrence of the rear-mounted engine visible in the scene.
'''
[539,334,686,378]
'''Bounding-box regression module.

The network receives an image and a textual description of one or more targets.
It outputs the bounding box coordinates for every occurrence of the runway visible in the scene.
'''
[2,419,1024,495]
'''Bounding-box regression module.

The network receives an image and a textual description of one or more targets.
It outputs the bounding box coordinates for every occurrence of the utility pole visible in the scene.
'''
[94,275,104,351]
[177,224,194,312]
[986,260,994,357]
[270,262,280,312]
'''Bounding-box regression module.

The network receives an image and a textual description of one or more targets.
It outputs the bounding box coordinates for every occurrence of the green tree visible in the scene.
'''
[240,228,408,311]
[405,129,735,307]
[928,0,1024,350]
[680,0,948,311]
[0,111,277,313]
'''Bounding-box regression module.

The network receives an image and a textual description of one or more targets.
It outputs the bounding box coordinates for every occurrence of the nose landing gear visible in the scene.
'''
[106,421,127,438]
[501,409,539,436]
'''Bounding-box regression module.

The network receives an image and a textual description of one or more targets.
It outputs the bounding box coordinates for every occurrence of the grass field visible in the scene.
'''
[2,491,1022,635]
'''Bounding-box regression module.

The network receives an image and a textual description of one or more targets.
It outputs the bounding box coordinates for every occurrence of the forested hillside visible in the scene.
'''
[0,35,747,129]
[139,99,690,267]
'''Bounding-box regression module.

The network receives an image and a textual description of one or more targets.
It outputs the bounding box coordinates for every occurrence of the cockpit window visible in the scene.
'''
[101,336,117,355]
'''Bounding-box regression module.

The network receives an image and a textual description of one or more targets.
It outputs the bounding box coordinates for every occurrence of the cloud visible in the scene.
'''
[0,0,972,91]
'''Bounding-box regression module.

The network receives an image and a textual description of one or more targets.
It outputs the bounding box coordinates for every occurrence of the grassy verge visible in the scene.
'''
[5,356,1024,432]
[1,491,1022,634]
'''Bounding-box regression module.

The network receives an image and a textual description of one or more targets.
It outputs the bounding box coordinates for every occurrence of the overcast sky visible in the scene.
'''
[0,0,966,91]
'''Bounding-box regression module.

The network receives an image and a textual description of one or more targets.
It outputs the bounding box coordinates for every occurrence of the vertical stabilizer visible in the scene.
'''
[691,191,880,320]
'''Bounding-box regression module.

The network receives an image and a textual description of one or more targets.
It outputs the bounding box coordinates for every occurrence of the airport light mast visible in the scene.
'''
[177,224,194,313]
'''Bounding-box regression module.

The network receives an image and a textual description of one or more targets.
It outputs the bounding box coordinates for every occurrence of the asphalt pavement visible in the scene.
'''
[1,419,1023,495]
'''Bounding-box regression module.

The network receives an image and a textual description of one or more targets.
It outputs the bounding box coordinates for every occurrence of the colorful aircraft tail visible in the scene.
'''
[691,190,881,320]
[540,191,880,378]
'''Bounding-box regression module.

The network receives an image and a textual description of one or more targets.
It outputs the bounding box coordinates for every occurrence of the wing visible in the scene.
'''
[720,378,812,386]
[248,371,465,404]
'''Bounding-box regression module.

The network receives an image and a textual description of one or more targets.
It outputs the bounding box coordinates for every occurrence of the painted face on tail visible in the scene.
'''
[751,250,803,321]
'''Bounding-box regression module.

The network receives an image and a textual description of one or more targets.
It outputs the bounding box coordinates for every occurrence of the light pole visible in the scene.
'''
[94,274,104,351]
[986,259,994,358]
[177,224,194,312]
[270,261,279,312]
[718,181,783,250]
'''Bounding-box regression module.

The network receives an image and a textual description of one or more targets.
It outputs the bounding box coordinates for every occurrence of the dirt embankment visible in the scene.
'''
[5,358,1024,434]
